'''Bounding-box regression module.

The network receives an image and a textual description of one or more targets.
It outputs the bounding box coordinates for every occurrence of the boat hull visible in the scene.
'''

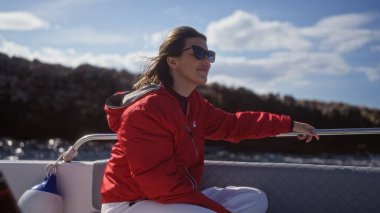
[1,160,380,213]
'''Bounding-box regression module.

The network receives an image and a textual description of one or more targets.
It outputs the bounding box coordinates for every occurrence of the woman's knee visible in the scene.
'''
[128,200,215,213]
[226,186,268,213]
[252,189,268,213]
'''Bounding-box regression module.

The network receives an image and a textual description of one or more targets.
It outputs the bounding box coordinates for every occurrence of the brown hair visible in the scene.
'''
[133,26,207,89]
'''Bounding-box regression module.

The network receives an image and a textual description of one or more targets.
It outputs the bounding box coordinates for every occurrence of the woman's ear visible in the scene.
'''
[167,56,178,70]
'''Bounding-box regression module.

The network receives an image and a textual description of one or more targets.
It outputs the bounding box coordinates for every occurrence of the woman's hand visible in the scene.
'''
[292,121,319,143]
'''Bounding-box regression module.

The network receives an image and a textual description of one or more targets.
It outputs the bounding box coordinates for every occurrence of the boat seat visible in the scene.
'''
[92,160,380,213]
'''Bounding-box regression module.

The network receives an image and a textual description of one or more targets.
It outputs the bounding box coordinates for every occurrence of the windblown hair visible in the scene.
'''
[133,26,207,89]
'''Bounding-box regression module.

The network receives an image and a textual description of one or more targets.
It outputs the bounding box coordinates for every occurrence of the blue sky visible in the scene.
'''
[1,0,380,109]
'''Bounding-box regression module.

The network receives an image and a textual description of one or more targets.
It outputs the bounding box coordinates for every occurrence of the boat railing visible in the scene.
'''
[43,127,380,174]
[57,127,380,163]
[64,134,118,161]
[276,127,380,137]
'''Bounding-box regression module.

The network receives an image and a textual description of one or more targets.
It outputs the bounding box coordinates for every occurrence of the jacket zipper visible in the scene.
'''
[186,125,198,159]
[184,100,198,190]
[185,101,199,159]
[185,167,198,190]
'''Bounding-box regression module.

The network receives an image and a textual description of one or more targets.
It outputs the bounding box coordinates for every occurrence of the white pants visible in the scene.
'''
[101,186,268,213]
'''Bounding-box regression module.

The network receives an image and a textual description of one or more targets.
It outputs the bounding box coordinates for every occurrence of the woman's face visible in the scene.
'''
[169,37,211,90]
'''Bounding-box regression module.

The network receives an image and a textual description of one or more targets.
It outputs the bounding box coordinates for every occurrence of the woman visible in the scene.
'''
[101,26,318,213]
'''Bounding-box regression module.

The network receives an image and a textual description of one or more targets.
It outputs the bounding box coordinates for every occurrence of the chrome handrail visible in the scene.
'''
[62,134,117,162]
[276,128,380,137]
[60,128,380,162]
[71,134,118,150]
[46,134,118,174]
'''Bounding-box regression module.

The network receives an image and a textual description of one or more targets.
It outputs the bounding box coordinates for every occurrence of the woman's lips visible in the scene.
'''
[197,66,210,73]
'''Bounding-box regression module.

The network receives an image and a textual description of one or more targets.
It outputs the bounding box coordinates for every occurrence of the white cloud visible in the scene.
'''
[28,0,96,19]
[204,10,380,92]
[209,51,350,93]
[315,13,373,29]
[356,65,380,81]
[47,28,131,45]
[0,37,152,72]
[256,51,349,76]
[207,11,380,54]
[301,13,380,53]
[206,10,311,52]
[143,29,169,48]
[208,74,250,89]
[0,11,49,31]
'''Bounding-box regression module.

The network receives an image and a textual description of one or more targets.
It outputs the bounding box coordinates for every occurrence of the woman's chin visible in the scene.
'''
[197,77,207,86]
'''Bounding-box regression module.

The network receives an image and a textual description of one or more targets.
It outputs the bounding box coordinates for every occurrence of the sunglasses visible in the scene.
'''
[179,45,216,63]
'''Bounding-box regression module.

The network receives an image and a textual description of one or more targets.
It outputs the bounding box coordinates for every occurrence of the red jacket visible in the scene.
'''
[101,84,292,213]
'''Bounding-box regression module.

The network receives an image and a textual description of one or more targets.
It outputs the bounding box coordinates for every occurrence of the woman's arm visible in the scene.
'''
[198,96,292,142]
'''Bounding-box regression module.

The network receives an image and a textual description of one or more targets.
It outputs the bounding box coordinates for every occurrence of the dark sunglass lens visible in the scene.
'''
[191,46,215,63]
[192,46,206,60]
[207,51,215,63]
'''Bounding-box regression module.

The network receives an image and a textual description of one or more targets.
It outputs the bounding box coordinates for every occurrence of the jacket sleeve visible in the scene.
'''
[121,106,229,213]
[199,96,292,142]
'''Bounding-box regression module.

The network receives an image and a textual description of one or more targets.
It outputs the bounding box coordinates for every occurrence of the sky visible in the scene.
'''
[1,0,380,109]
